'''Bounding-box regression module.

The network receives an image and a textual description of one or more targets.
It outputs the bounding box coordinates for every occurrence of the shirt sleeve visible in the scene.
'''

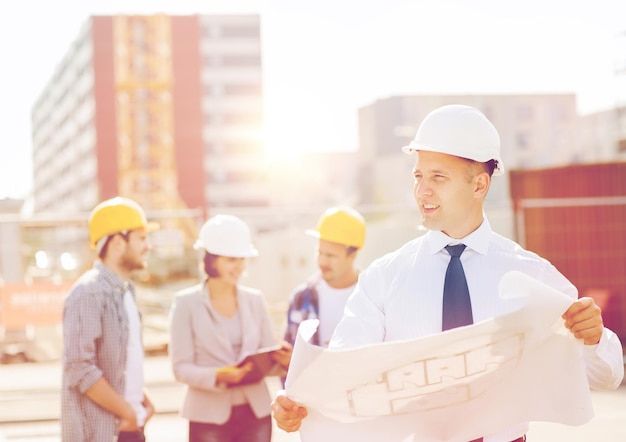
[283,291,299,346]
[540,263,625,389]
[582,327,624,390]
[63,290,105,393]
[168,295,221,391]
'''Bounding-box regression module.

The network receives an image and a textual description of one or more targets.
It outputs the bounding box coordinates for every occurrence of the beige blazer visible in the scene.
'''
[169,282,277,424]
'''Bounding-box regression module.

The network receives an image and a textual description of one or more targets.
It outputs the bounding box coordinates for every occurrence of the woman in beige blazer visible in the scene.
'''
[169,215,290,442]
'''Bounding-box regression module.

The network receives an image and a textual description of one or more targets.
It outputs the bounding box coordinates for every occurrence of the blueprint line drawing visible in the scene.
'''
[347,333,524,416]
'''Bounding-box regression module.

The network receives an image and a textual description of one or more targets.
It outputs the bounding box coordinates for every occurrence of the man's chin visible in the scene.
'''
[129,261,148,272]
[420,219,435,231]
[321,272,333,282]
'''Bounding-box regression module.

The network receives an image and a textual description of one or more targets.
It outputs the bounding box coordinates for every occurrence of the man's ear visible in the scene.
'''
[107,234,125,255]
[474,172,490,198]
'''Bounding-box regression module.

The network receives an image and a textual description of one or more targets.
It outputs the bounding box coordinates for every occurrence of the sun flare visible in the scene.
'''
[263,85,337,160]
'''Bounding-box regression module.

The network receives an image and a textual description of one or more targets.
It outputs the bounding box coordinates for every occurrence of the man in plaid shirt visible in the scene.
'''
[61,197,158,442]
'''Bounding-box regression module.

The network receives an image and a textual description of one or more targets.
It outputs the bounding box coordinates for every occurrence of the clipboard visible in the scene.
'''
[235,344,283,386]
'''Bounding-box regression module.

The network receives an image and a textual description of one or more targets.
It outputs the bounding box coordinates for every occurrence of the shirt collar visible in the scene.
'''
[94,261,135,295]
[426,217,493,255]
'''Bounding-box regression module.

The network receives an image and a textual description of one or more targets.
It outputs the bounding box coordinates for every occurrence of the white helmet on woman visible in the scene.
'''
[401,104,504,176]
[194,214,259,258]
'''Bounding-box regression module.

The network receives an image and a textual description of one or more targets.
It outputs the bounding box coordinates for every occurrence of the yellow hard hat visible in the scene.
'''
[88,197,159,248]
[306,207,366,249]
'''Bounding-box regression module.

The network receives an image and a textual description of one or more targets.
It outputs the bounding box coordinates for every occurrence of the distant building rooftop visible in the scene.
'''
[0,198,24,214]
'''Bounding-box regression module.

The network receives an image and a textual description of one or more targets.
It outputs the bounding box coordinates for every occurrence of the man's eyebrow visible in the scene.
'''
[413,168,448,174]
[431,168,447,174]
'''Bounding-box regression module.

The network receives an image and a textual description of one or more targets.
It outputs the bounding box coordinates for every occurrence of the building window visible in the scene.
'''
[204,113,261,126]
[223,113,261,125]
[204,25,259,39]
[204,83,261,96]
[222,55,260,66]
[207,55,222,66]
[206,143,225,154]
[205,114,224,125]
[202,54,260,67]
[207,25,221,38]
[516,105,533,121]
[516,132,530,149]
[552,105,569,122]
[205,141,262,155]
[223,84,261,95]
[220,26,259,38]
[211,171,227,183]
[210,84,224,96]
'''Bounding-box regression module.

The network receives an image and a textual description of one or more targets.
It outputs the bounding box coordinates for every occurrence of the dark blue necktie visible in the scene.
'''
[442,244,473,331]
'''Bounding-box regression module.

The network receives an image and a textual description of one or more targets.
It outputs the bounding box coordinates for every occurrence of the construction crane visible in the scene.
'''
[113,15,199,279]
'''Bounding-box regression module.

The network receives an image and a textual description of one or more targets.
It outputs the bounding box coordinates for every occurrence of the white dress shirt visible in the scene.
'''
[330,218,624,442]
[123,290,147,427]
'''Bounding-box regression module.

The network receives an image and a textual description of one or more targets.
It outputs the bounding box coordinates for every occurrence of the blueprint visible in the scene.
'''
[284,271,593,442]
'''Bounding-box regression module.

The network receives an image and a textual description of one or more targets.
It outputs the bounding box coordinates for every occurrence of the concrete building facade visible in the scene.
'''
[579,106,626,162]
[30,14,266,216]
[0,199,24,284]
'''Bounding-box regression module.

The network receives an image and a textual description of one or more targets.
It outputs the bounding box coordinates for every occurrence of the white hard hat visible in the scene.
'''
[401,104,504,176]
[194,214,259,258]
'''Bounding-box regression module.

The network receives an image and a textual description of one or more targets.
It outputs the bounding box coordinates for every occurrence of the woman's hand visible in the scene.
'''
[216,362,253,386]
[271,341,293,369]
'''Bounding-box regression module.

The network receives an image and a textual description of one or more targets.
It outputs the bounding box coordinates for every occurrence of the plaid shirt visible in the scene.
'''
[283,275,321,347]
[61,261,139,442]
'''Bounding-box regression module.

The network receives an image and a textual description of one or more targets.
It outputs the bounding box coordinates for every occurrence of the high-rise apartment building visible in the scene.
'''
[31,14,266,216]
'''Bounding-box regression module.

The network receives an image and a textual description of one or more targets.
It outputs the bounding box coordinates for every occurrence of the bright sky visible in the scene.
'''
[1,0,625,200]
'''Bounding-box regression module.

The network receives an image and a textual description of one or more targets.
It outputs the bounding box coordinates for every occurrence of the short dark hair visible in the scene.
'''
[463,158,496,181]
[346,246,359,256]
[203,252,221,278]
[98,231,130,259]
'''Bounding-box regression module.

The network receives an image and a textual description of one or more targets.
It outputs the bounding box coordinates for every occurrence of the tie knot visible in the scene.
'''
[445,244,466,257]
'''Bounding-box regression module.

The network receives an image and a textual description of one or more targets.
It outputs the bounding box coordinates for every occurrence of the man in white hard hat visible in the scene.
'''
[283,207,366,348]
[62,197,158,442]
[272,105,624,441]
